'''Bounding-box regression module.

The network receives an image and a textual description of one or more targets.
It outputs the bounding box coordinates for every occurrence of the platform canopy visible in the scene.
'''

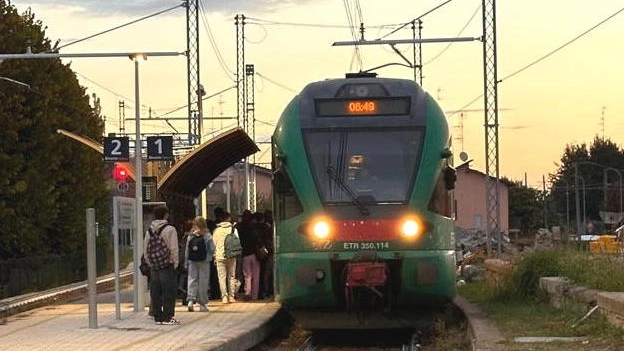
[158,127,260,198]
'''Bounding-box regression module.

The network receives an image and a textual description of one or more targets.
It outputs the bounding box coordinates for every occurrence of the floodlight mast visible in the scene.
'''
[0,50,184,314]
[0,51,184,59]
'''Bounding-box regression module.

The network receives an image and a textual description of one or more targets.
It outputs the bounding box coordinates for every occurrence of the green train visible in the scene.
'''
[271,73,457,329]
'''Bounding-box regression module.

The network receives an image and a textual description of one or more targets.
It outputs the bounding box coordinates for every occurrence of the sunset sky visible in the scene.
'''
[8,0,624,188]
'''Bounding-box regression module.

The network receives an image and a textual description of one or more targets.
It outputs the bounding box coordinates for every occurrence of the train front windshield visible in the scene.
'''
[304,129,424,204]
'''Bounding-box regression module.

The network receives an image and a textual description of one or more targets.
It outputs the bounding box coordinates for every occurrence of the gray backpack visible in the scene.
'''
[224,229,242,258]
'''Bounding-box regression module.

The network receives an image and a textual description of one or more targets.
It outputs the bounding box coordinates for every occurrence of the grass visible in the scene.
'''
[457,247,624,350]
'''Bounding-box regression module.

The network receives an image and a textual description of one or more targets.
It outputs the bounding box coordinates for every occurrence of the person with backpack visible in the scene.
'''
[143,205,180,325]
[185,216,215,312]
[212,211,241,304]
[177,219,193,306]
[239,212,264,301]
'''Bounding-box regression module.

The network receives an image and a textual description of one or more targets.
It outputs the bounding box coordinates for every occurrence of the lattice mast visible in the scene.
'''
[412,20,423,86]
[118,100,125,134]
[235,14,253,211]
[482,0,500,257]
[186,0,201,145]
[246,64,257,211]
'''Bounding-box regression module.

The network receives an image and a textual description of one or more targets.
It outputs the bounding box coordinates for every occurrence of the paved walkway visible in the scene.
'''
[0,283,504,351]
[0,289,281,351]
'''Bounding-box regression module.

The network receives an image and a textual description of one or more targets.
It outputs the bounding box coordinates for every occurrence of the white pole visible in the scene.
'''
[132,57,146,312]
[226,167,231,213]
[112,199,121,319]
[86,208,97,328]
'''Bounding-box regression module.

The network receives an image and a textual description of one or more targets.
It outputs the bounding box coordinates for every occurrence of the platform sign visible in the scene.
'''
[147,136,173,161]
[113,196,135,230]
[103,136,130,161]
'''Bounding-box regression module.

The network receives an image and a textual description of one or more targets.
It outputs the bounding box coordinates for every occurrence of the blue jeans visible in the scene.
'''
[187,260,211,305]
[150,265,177,322]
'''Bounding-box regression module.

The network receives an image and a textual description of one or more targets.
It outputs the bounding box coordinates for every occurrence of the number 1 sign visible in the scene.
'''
[146,136,173,161]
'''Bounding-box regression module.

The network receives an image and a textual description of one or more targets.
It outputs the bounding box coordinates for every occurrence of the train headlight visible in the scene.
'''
[401,219,421,237]
[312,221,330,239]
[315,269,326,281]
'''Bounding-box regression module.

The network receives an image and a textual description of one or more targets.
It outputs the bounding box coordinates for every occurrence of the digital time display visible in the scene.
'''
[347,100,378,114]
[316,97,410,117]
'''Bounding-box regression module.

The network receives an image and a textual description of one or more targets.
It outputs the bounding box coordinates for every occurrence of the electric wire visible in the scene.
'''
[255,72,297,93]
[154,85,237,118]
[55,4,184,51]
[448,6,624,118]
[53,4,186,132]
[245,17,381,29]
[424,3,481,65]
[343,0,363,71]
[75,71,134,103]
[376,0,455,40]
[198,0,236,81]
[501,6,624,82]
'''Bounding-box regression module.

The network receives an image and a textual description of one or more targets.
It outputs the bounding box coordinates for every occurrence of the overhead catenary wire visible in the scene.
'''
[54,4,184,51]
[376,0,455,40]
[198,0,236,81]
[151,85,237,118]
[50,4,186,132]
[424,3,481,65]
[343,0,364,71]
[448,5,624,118]
[244,17,352,29]
[255,72,297,93]
[501,6,624,82]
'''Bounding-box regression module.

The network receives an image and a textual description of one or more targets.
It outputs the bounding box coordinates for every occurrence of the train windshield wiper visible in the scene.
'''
[326,165,369,216]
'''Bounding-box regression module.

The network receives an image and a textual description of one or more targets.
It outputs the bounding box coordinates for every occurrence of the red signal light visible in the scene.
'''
[112,164,128,182]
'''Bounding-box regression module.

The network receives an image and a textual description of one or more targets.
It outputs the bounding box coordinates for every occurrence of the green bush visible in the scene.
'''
[510,250,564,297]
[495,248,624,299]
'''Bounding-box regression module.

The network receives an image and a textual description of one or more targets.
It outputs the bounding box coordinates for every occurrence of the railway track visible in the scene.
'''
[0,268,133,319]
[258,309,466,351]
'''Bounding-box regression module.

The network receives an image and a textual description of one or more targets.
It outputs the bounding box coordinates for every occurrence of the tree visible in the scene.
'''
[504,177,543,234]
[548,136,624,234]
[0,2,109,258]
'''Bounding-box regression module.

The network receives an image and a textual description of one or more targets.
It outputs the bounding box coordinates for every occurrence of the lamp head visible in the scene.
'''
[129,53,147,61]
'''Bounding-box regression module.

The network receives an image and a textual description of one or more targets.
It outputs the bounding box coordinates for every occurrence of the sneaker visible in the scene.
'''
[187,300,194,312]
[222,296,229,304]
[228,296,236,303]
[199,304,208,312]
[160,317,180,325]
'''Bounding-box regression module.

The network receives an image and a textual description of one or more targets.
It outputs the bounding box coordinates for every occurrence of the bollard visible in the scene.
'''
[86,208,98,328]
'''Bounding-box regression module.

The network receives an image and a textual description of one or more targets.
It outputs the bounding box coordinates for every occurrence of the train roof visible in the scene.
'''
[298,76,427,99]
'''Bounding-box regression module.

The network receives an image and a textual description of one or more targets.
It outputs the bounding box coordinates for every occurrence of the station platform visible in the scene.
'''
[0,288,281,351]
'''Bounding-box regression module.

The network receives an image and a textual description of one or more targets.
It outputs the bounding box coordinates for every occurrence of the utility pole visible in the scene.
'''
[543,175,547,229]
[601,106,606,140]
[482,0,500,257]
[185,0,201,146]
[575,163,581,239]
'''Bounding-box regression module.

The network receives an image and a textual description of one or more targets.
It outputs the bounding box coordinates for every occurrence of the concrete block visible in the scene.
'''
[539,277,570,309]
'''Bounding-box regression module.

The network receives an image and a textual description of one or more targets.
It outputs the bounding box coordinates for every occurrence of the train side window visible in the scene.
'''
[428,168,453,217]
[273,168,303,221]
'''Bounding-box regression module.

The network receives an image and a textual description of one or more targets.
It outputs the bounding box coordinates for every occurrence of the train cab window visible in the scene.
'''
[273,168,303,221]
[428,167,454,217]
[304,129,423,204]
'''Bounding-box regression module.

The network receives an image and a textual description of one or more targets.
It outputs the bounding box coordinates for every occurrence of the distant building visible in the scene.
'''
[204,162,272,217]
[454,161,509,233]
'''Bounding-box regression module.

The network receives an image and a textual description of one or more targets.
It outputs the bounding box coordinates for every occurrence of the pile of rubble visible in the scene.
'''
[454,227,559,283]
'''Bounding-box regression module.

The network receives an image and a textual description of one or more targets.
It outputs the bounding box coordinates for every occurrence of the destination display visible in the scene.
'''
[315,97,410,117]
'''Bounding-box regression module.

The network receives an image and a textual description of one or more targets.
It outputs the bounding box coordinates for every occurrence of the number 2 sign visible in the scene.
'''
[147,136,173,161]
[103,137,130,161]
